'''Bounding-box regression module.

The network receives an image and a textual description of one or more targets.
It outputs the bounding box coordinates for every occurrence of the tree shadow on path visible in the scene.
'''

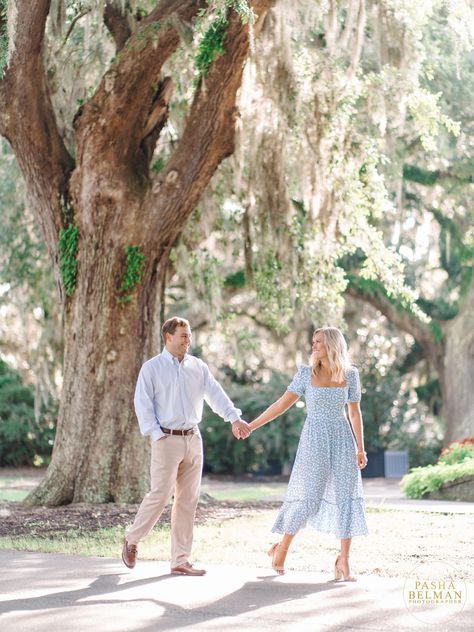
[0,567,346,629]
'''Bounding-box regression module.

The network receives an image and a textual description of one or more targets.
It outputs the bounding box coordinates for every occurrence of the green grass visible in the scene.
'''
[0,474,285,504]
[0,475,29,484]
[1,472,473,579]
[200,485,286,502]
[0,489,28,501]
[0,473,40,501]
[0,526,156,558]
[1,508,472,579]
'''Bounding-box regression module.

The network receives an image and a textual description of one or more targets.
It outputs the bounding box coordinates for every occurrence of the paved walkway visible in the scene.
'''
[359,478,474,513]
[0,551,472,632]
[1,477,473,630]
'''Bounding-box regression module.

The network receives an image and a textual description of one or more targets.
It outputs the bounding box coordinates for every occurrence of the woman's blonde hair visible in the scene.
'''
[311,327,352,383]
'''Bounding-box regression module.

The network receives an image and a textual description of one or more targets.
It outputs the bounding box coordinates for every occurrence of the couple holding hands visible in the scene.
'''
[122,316,368,580]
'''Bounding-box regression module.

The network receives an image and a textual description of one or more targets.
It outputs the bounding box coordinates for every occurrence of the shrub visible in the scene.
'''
[0,360,56,466]
[356,358,442,467]
[202,370,305,475]
[401,460,474,499]
[437,436,474,465]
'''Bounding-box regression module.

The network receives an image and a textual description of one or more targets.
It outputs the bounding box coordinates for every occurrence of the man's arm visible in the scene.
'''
[134,364,165,441]
[202,363,250,439]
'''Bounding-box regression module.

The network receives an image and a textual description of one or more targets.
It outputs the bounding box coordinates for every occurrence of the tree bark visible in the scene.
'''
[0,0,74,303]
[1,0,275,504]
[104,1,135,52]
[30,245,164,503]
[442,276,474,444]
[346,275,474,446]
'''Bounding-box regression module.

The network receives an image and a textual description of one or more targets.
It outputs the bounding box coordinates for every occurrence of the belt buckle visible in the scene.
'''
[163,426,195,436]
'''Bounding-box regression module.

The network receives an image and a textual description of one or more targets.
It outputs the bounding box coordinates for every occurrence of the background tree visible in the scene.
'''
[163,0,473,460]
[346,2,474,444]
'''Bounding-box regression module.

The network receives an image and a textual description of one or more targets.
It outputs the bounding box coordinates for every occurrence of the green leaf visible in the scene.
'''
[59,224,79,297]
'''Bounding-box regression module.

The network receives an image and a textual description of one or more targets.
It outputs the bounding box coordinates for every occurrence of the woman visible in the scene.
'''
[248,327,368,580]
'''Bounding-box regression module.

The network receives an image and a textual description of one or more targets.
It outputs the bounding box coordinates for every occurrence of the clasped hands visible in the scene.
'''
[231,419,253,440]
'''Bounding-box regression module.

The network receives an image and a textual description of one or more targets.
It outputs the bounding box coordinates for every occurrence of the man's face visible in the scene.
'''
[166,325,192,358]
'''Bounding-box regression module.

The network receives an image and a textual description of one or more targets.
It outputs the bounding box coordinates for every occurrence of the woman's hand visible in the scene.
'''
[232,420,252,440]
[357,450,368,469]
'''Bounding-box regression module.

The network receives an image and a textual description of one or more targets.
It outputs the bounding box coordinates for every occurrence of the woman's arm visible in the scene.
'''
[249,391,300,432]
[347,402,368,469]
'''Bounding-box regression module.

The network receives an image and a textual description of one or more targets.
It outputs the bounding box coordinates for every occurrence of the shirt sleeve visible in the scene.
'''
[287,365,307,397]
[202,363,242,422]
[134,363,164,441]
[348,366,362,403]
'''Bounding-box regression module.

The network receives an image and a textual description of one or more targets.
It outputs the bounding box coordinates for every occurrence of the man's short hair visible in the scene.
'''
[162,316,191,341]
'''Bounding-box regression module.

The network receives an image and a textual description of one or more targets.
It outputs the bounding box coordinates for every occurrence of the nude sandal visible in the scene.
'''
[268,543,289,575]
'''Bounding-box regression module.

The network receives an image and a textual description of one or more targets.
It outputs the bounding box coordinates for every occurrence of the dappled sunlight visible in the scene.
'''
[1,551,472,631]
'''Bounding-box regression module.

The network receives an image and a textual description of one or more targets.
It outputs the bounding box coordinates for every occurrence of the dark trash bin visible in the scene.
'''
[361,451,385,478]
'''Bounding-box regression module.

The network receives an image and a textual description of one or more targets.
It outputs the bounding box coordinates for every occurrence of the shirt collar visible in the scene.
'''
[162,347,187,365]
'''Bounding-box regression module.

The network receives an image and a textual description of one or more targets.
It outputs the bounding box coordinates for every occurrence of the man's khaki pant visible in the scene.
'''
[125,432,203,568]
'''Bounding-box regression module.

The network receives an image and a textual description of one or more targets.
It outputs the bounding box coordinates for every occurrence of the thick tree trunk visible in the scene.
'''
[441,276,474,444]
[28,205,167,504]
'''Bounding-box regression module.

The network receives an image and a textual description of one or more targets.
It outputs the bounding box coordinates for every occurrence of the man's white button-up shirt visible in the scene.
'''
[134,347,242,441]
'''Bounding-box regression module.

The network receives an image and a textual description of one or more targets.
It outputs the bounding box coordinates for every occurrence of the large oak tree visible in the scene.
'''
[0,0,274,504]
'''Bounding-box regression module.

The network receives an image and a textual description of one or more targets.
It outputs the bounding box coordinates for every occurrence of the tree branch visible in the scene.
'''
[147,0,275,245]
[0,0,74,268]
[61,8,91,49]
[349,0,366,73]
[403,163,474,186]
[345,277,444,367]
[0,6,7,135]
[141,76,174,164]
[325,0,339,55]
[103,1,135,53]
[75,0,205,173]
[338,0,359,50]
[143,76,174,139]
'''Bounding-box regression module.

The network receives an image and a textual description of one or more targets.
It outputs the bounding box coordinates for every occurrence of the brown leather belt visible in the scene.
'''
[160,426,197,436]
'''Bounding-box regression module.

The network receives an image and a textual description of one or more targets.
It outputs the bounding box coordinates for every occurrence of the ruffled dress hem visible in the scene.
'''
[271,496,368,539]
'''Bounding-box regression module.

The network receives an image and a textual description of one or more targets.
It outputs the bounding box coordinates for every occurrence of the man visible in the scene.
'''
[122,316,250,576]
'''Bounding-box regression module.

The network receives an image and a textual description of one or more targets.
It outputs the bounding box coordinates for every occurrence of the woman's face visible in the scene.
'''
[312,332,327,359]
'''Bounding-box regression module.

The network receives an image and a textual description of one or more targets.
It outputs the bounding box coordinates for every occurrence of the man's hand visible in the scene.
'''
[232,420,251,440]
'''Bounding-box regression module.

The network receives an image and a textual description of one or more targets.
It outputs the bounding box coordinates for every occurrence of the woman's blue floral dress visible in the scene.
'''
[272,365,368,539]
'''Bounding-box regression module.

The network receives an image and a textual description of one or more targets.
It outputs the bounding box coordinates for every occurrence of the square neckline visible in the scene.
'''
[308,366,349,389]
[310,383,348,389]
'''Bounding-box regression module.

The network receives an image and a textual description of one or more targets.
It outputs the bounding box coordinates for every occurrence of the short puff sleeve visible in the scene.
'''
[287,365,309,397]
[347,366,361,403]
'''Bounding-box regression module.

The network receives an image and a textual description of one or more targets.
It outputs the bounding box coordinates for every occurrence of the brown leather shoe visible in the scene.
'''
[171,562,206,576]
[122,539,137,569]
